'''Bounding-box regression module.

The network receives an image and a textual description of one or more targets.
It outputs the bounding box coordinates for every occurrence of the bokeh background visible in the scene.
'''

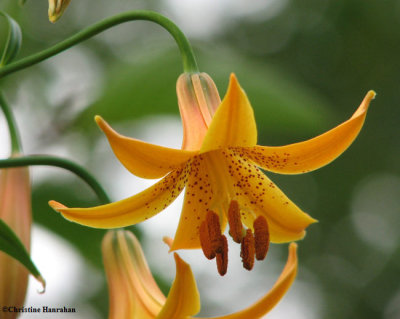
[0,0,399,318]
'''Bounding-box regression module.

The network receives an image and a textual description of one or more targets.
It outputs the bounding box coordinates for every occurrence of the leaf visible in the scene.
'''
[0,218,45,291]
[0,11,22,66]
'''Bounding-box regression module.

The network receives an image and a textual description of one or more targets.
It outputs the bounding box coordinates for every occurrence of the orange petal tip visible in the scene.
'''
[229,73,240,88]
[367,90,376,99]
[163,236,174,251]
[48,200,67,211]
[94,115,105,127]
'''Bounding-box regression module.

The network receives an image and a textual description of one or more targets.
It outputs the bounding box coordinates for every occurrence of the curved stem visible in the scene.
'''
[0,10,199,78]
[0,91,22,154]
[0,155,111,204]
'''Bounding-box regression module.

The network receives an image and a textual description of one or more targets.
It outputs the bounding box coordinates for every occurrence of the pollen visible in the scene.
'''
[216,235,228,276]
[228,200,244,243]
[240,229,255,271]
[199,222,215,259]
[199,211,224,260]
[206,210,224,254]
[254,216,270,261]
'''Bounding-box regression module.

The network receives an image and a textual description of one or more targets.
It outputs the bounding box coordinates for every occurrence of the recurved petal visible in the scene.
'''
[198,243,297,319]
[156,253,201,319]
[240,91,376,174]
[223,150,316,243]
[49,165,189,228]
[102,231,165,319]
[170,155,216,251]
[96,116,197,179]
[200,74,257,153]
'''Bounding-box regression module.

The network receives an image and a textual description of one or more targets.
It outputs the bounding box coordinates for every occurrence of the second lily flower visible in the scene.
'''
[50,73,375,274]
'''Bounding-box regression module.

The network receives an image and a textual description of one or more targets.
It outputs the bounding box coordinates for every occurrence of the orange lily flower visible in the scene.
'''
[102,229,298,319]
[48,0,71,23]
[50,73,375,274]
[0,162,31,318]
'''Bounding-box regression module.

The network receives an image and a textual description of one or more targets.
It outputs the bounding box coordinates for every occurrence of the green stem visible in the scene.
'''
[0,10,199,78]
[0,91,22,154]
[0,155,111,204]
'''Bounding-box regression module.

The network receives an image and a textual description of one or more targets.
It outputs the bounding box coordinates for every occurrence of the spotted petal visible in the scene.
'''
[200,74,257,153]
[156,253,200,319]
[197,243,298,319]
[171,155,218,251]
[96,116,197,179]
[49,165,189,228]
[240,91,375,174]
[224,150,316,242]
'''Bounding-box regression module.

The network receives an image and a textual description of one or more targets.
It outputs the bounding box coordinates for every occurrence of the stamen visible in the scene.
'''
[228,200,244,243]
[253,216,270,261]
[240,229,255,271]
[216,235,228,276]
[199,221,215,259]
[206,210,224,254]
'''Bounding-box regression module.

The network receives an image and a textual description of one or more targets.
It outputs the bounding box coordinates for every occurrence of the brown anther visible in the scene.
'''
[253,216,270,261]
[199,221,216,259]
[206,211,224,254]
[216,235,228,276]
[227,200,244,243]
[240,229,255,271]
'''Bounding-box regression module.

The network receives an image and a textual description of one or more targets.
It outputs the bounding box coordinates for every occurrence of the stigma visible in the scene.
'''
[199,200,270,275]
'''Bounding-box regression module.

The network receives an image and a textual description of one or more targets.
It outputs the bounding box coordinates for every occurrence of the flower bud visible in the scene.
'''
[0,165,31,318]
[48,0,71,23]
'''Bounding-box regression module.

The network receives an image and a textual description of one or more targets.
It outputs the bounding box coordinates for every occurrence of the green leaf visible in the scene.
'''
[0,218,45,291]
[19,0,28,6]
[0,12,22,66]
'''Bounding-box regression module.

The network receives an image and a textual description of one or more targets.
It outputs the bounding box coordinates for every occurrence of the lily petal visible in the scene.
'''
[223,150,316,242]
[177,73,221,151]
[96,116,197,179]
[199,243,298,319]
[240,91,375,174]
[200,74,257,153]
[49,165,189,228]
[102,231,165,319]
[170,155,217,251]
[156,253,201,319]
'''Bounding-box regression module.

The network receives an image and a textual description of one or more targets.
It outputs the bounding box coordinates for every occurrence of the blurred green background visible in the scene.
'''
[0,0,399,318]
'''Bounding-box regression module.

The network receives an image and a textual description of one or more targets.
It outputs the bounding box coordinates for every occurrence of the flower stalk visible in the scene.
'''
[0,155,111,204]
[0,11,198,79]
[0,92,22,154]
